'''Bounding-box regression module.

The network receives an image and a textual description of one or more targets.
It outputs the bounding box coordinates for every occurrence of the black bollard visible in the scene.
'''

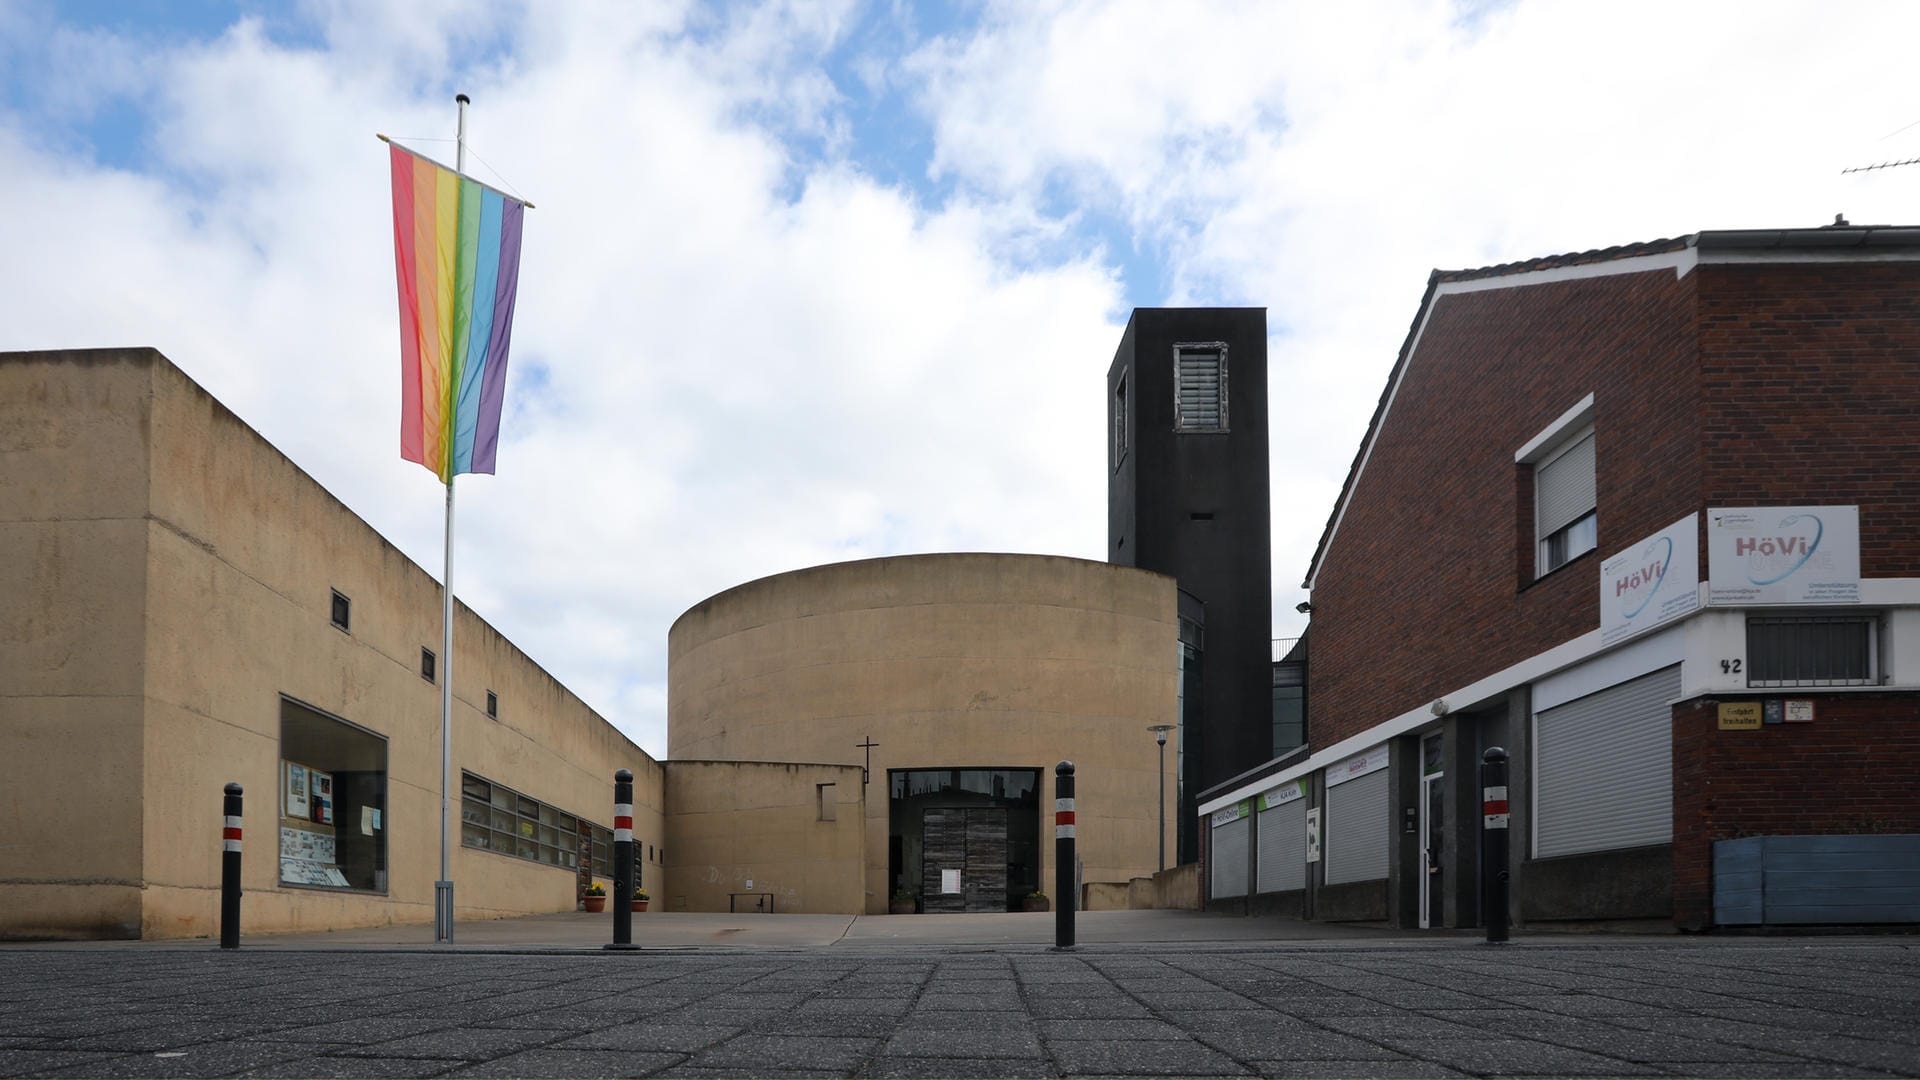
[606,769,638,951]
[1055,760,1075,950]
[220,782,243,950]
[1480,747,1510,944]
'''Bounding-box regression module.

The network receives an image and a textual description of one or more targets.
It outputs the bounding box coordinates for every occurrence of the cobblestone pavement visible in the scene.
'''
[1,941,1916,1078]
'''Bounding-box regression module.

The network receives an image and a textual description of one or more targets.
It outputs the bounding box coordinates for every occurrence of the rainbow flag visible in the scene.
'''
[387,141,526,480]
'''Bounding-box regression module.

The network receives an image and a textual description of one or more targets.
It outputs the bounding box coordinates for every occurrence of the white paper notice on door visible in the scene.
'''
[941,869,961,894]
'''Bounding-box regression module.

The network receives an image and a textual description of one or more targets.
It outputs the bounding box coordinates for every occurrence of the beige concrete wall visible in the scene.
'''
[663,760,865,914]
[1,348,668,938]
[0,352,156,938]
[668,553,1180,914]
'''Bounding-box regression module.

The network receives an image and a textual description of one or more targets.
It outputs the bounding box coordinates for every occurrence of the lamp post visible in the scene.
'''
[1147,724,1174,872]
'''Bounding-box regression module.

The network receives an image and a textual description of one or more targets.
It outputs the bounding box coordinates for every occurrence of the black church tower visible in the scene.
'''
[1107,308,1272,864]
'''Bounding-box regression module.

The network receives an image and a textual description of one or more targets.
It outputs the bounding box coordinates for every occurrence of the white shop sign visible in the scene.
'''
[1600,513,1700,646]
[1708,506,1860,606]
[1328,745,1389,786]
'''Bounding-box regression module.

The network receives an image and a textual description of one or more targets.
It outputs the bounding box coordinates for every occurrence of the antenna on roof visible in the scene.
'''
[1841,156,1920,175]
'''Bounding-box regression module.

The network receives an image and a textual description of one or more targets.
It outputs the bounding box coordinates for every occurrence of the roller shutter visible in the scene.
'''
[1536,430,1596,537]
[1324,770,1389,885]
[1256,799,1307,894]
[1210,815,1249,898]
[1534,664,1679,858]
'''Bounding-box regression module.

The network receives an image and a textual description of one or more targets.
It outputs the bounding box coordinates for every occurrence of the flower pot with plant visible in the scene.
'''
[1022,891,1049,913]
[631,888,649,912]
[889,888,917,915]
[582,882,607,913]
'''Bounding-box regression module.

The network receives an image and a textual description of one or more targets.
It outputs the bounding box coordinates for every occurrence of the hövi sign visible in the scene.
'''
[1600,513,1700,646]
[1708,506,1860,606]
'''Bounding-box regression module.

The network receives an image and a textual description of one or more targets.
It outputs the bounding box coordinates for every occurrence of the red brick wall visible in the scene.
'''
[1670,692,1920,929]
[1311,268,1698,743]
[1697,263,1920,576]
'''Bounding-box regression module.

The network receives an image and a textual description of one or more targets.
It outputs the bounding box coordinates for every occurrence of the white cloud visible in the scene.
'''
[7,0,1920,756]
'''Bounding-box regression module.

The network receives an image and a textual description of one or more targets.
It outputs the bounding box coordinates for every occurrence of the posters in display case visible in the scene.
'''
[284,762,309,818]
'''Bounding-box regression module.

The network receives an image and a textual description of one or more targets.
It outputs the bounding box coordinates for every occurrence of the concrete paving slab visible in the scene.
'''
[3,938,1918,1078]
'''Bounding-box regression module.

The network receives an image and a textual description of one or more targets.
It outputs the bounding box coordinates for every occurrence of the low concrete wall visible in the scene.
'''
[1247,889,1306,919]
[1083,882,1130,911]
[1522,844,1670,923]
[1316,878,1388,922]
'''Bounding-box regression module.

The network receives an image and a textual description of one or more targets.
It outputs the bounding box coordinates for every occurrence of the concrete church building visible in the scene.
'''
[2,343,1201,937]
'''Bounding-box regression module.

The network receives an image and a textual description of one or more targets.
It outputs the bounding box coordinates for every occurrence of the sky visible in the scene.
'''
[5,0,1919,758]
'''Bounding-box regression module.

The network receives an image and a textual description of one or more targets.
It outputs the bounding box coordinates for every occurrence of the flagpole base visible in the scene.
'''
[434,881,454,943]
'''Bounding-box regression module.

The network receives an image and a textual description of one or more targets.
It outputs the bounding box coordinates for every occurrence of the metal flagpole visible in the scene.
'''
[434,91,471,946]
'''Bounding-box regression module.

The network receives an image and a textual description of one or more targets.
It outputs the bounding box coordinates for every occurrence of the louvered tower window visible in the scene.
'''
[1174,343,1228,432]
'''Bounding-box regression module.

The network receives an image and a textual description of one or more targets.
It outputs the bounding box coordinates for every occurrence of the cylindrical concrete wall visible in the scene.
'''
[669,553,1180,914]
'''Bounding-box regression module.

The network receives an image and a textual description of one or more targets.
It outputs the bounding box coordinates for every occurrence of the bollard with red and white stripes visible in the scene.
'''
[1054,760,1075,950]
[606,769,639,950]
[1480,747,1510,944]
[220,782,243,950]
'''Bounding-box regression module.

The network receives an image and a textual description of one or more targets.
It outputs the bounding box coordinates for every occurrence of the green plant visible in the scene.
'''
[583,882,606,897]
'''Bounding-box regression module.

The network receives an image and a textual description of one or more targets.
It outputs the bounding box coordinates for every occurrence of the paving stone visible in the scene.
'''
[682,1034,882,1071]
[1026,996,1153,1019]
[912,992,1023,1010]
[881,1027,1041,1059]
[557,1023,741,1053]
[1038,1019,1189,1041]
[335,1027,568,1061]
[652,1060,848,1068]
[257,1017,455,1044]
[859,1055,1052,1078]
[1196,1029,1410,1061]
[1369,1037,1661,1076]
[1251,1061,1472,1079]
[795,996,914,1018]
[1317,1015,1485,1040]
[23,1040,317,1078]
[445,1048,682,1077]
[896,1012,1034,1032]
[236,1054,466,1078]
[754,1013,902,1038]
[1049,1038,1251,1076]
[0,1049,129,1075]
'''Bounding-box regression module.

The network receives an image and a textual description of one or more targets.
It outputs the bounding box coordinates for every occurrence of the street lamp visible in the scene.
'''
[1147,724,1175,873]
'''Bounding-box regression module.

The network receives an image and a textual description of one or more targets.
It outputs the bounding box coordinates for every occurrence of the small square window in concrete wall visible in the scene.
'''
[486,690,498,718]
[420,648,436,684]
[330,590,351,632]
[818,782,837,821]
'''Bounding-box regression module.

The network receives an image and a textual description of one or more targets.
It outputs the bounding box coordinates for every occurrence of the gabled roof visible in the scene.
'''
[1301,224,1920,590]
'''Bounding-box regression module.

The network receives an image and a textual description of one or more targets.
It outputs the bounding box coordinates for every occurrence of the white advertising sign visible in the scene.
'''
[1328,745,1390,786]
[1708,506,1860,605]
[1258,781,1305,811]
[1600,513,1700,646]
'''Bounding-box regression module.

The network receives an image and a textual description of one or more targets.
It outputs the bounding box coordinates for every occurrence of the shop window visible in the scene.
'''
[1174,343,1228,432]
[1747,615,1877,687]
[279,697,387,892]
[420,648,436,684]
[461,771,608,873]
[330,590,351,632]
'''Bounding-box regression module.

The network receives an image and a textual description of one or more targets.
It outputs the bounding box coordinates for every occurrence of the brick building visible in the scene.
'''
[1199,224,1920,930]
